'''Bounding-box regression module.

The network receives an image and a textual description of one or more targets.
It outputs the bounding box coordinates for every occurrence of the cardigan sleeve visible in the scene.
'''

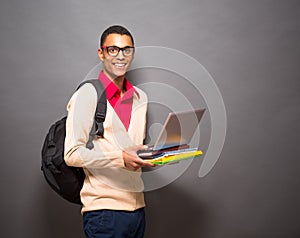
[64,83,125,169]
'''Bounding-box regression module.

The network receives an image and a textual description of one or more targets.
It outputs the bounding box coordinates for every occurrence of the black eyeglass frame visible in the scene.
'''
[101,45,135,57]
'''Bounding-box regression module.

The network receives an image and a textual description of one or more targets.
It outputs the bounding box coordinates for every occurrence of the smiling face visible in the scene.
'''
[98,33,134,81]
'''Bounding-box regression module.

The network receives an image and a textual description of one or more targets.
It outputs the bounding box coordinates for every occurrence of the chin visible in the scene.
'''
[113,70,127,78]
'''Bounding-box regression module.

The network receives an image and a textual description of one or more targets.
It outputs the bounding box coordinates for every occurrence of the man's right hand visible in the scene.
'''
[122,145,156,171]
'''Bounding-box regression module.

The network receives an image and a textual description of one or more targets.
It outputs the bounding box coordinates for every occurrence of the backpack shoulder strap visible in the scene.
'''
[77,79,107,149]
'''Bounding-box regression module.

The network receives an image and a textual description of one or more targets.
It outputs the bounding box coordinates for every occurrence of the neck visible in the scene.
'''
[103,70,125,91]
[113,76,125,91]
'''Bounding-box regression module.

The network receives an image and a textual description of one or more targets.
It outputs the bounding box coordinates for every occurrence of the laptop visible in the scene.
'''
[137,108,206,158]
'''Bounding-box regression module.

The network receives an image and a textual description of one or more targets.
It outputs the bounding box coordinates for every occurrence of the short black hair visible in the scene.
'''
[100,25,134,47]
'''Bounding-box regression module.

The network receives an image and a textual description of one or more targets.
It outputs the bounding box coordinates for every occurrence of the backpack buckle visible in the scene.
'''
[95,112,105,122]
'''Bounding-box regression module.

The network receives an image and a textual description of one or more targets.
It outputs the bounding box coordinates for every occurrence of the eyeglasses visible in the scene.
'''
[101,45,135,57]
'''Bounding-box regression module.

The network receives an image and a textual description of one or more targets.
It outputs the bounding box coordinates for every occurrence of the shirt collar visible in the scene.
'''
[98,71,140,100]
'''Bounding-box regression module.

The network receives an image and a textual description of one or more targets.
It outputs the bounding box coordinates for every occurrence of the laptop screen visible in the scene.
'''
[153,108,206,150]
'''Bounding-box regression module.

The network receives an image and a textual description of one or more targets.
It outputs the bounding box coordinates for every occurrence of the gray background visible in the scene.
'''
[1,0,300,237]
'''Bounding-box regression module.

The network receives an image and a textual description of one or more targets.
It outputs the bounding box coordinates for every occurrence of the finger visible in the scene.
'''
[136,159,156,167]
[124,162,139,171]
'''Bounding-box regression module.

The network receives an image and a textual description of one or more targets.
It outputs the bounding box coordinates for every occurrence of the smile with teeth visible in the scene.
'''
[113,63,126,68]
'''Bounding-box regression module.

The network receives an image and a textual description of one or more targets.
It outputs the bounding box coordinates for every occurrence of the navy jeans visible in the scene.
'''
[83,208,145,238]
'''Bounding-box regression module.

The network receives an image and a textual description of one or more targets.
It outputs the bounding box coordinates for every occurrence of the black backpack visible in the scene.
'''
[41,79,107,205]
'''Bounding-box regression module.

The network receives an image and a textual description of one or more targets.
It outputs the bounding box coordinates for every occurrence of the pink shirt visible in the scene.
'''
[98,71,139,131]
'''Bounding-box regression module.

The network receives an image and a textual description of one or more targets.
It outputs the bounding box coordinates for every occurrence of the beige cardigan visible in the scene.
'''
[64,83,148,213]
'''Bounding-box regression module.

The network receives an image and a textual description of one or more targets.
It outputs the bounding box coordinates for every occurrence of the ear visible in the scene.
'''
[98,48,104,62]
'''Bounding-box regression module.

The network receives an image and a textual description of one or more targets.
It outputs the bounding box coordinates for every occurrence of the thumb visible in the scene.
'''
[137,144,148,150]
[127,144,148,152]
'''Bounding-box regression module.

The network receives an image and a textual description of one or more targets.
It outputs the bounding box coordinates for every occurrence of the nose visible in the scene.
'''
[116,50,125,60]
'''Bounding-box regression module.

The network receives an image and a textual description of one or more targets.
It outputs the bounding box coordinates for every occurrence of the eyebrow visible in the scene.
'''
[101,45,134,48]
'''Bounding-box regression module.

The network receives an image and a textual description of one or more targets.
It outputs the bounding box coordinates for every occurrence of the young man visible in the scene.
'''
[64,25,154,238]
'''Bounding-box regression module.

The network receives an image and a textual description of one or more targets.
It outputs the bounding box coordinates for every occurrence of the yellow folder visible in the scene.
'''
[148,150,203,165]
